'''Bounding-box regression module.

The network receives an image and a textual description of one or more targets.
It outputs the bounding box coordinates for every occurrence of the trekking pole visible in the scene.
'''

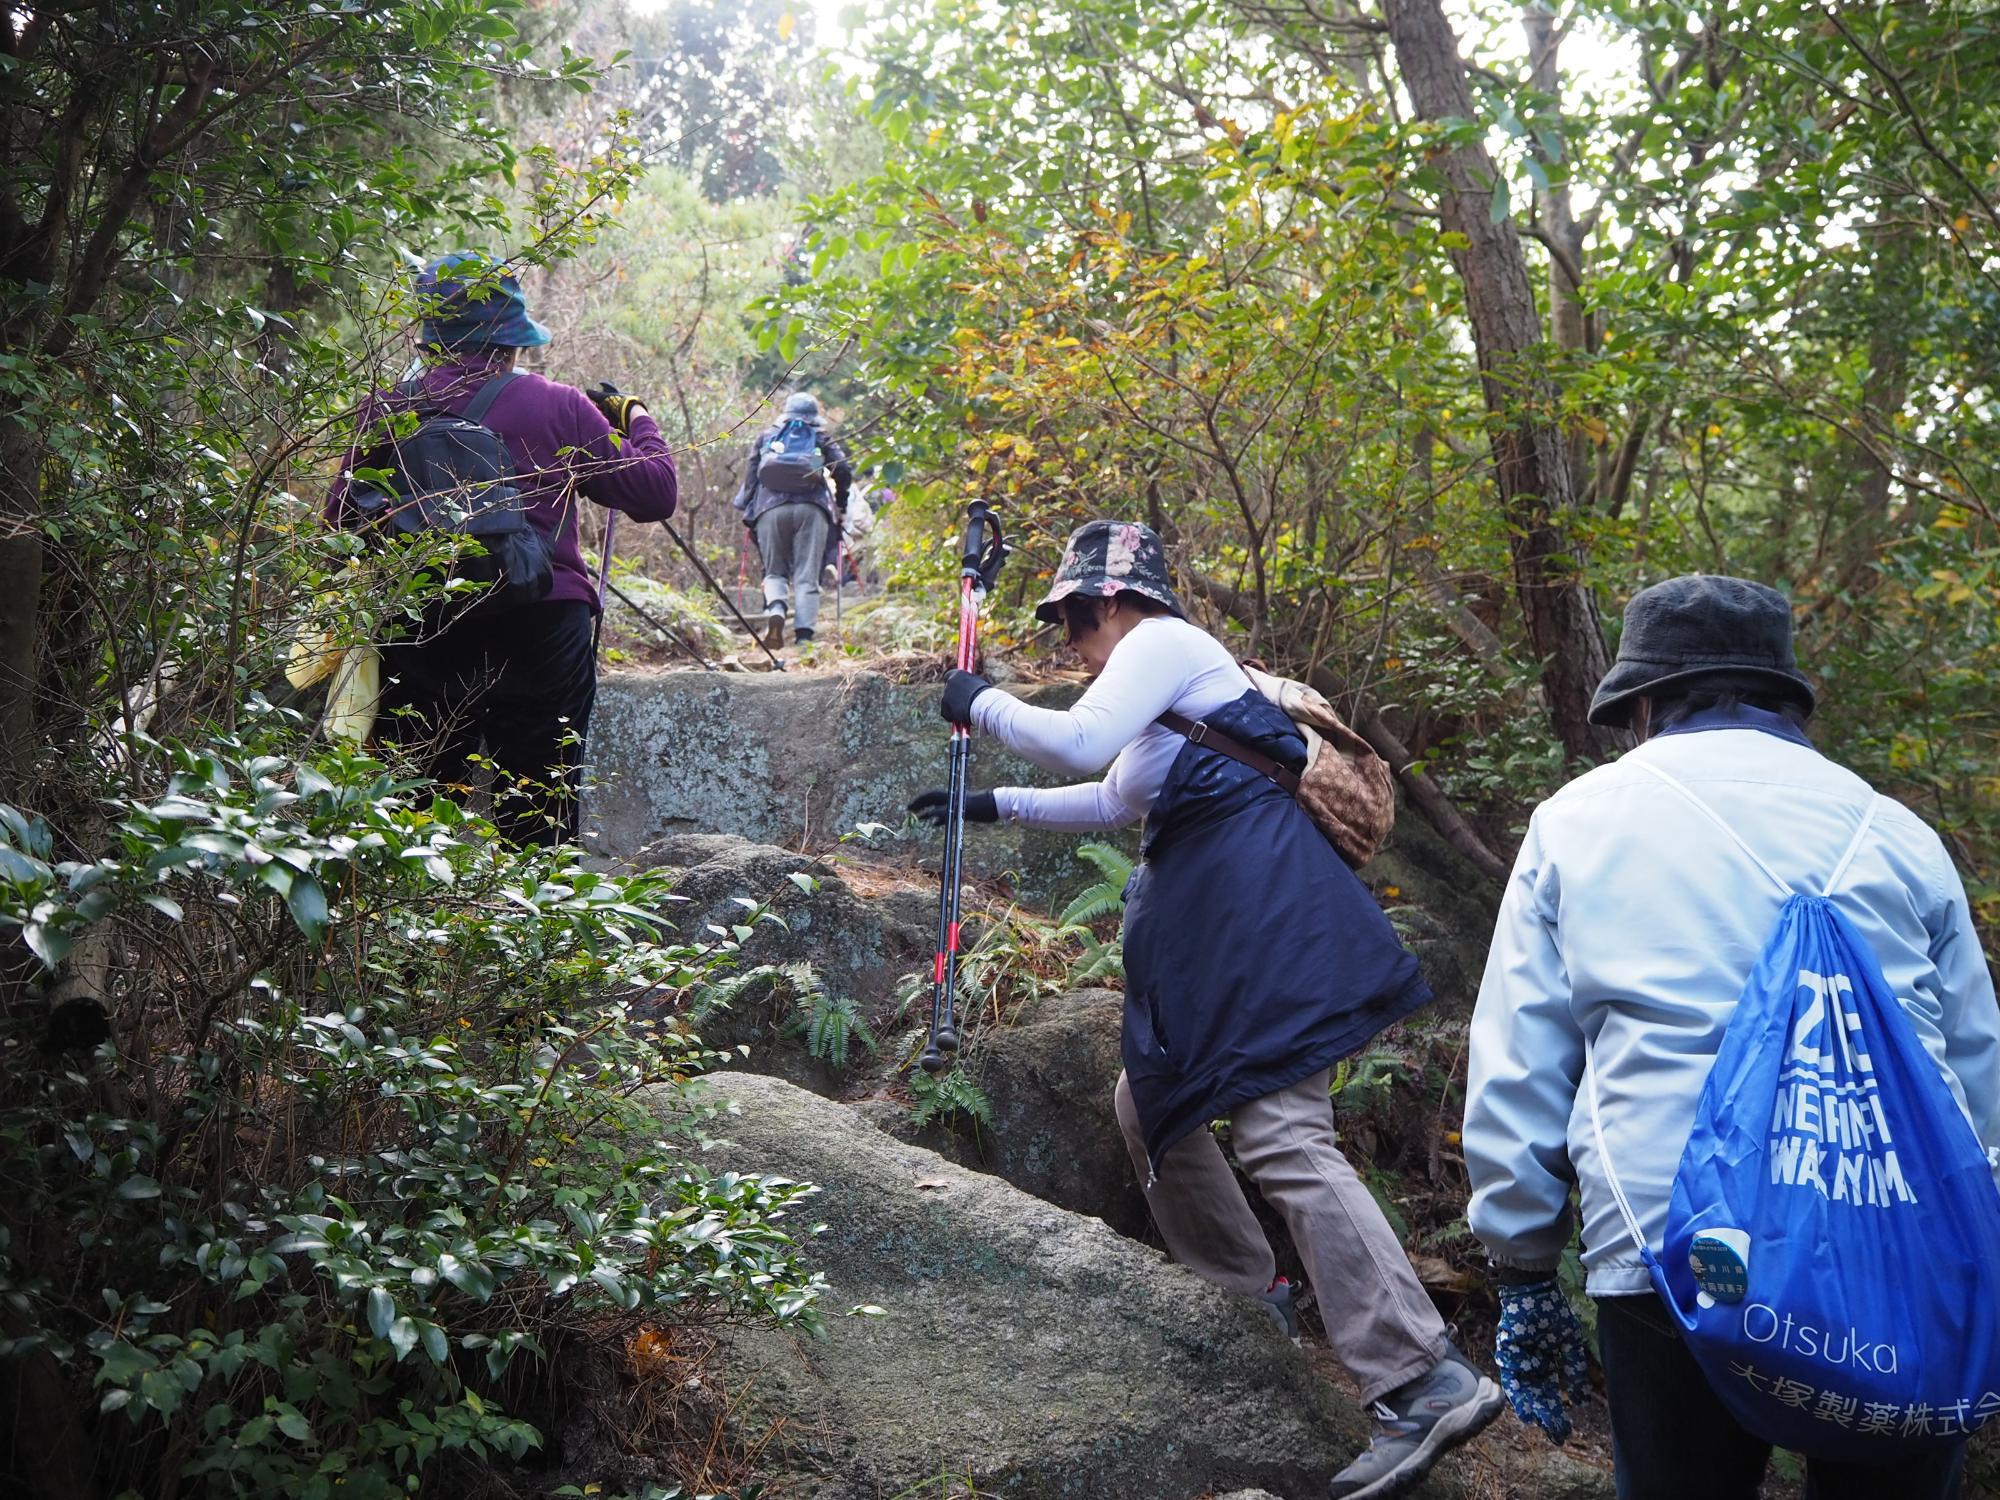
[603,579,719,673]
[921,499,1007,1074]
[591,510,620,663]
[658,515,785,671]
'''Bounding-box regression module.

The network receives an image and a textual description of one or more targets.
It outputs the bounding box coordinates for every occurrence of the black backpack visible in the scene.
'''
[344,373,553,610]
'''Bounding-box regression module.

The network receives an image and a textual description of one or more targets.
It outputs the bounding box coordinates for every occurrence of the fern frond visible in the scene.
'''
[909,1063,994,1129]
[796,987,878,1071]
[1075,841,1135,885]
[1058,883,1125,927]
[686,965,778,1023]
[1070,935,1124,983]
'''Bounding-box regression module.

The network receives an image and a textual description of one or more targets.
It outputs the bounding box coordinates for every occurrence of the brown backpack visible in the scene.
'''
[1156,661,1395,868]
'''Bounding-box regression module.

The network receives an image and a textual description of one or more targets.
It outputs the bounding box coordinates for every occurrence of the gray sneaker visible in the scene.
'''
[1258,1276,1300,1342]
[1327,1348,1504,1500]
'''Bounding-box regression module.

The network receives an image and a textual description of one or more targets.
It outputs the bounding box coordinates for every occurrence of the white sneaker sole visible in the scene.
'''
[1333,1376,1506,1500]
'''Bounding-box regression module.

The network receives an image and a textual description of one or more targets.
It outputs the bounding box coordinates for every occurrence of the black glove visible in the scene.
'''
[586,381,647,433]
[939,668,992,726]
[908,788,999,826]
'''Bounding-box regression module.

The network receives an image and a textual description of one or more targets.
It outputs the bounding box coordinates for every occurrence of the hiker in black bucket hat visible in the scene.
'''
[909,519,1503,1500]
[1464,573,1999,1499]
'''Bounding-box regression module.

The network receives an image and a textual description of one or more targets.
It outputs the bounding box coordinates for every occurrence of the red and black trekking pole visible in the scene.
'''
[921,500,1006,1075]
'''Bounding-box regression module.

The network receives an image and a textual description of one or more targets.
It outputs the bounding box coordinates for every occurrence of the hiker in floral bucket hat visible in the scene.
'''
[1033,518,1187,622]
[909,519,1498,1500]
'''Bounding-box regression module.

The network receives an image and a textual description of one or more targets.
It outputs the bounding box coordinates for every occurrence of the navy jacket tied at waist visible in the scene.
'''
[1120,689,1432,1174]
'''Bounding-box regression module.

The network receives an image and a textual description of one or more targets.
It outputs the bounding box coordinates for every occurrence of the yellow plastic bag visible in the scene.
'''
[286,625,342,692]
[286,561,381,744]
[286,625,380,744]
[323,646,381,745]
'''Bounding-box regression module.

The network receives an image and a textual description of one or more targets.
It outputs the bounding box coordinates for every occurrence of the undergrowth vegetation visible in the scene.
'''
[0,724,822,1499]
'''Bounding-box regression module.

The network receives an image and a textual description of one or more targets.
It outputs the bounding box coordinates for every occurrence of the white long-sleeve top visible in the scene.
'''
[972,616,1251,831]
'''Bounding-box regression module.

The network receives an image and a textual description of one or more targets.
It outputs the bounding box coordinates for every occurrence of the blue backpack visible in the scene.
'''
[757,416,826,494]
[1592,763,2000,1459]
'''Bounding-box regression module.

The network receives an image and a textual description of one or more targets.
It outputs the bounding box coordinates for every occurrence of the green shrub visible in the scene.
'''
[0,724,824,1499]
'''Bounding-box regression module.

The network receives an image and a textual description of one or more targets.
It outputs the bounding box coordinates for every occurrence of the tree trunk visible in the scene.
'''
[1797,222,1915,625]
[1381,0,1619,763]
[0,415,43,797]
[1522,3,1591,485]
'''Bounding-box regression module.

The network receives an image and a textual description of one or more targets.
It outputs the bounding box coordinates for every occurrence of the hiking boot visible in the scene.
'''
[1259,1276,1300,1342]
[793,627,815,645]
[761,606,786,651]
[1327,1348,1504,1500]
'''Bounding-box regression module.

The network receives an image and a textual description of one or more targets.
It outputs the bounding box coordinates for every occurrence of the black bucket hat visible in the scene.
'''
[1033,520,1186,625]
[1588,574,1817,729]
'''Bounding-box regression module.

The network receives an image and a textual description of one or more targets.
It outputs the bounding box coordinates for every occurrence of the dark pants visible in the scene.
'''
[378,599,596,846]
[1596,1296,1965,1500]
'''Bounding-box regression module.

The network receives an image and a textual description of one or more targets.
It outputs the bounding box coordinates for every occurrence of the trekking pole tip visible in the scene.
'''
[919,1043,946,1074]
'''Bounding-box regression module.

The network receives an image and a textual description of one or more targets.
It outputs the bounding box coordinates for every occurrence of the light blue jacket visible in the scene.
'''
[1465,707,2000,1296]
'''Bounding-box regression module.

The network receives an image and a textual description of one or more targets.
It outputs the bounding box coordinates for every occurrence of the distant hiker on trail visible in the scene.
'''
[831,479,877,589]
[731,390,852,650]
[326,251,678,845]
[906,520,1503,1500]
[1463,576,2000,1499]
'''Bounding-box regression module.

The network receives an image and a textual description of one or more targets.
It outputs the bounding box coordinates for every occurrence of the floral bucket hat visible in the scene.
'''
[1033,519,1186,625]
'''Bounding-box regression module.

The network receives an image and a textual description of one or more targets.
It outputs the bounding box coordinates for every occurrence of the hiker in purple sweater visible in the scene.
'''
[326,253,678,844]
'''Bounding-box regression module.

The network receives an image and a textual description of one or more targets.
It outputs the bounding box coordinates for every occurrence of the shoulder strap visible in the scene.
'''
[461,371,521,426]
[1632,759,1883,901]
[1630,758,1794,897]
[1823,794,1882,898]
[1156,710,1302,794]
[1585,1042,1653,1256]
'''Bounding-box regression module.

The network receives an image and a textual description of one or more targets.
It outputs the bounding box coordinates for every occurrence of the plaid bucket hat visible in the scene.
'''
[1033,519,1186,625]
[416,252,552,352]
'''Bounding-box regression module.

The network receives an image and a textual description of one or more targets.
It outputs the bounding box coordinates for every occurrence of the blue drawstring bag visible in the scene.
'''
[1592,764,2000,1460]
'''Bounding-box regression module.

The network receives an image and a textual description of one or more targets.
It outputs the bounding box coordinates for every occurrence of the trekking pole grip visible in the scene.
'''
[961,500,1006,590]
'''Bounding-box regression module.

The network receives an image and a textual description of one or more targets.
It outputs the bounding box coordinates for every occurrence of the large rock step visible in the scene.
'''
[664,1071,1402,1500]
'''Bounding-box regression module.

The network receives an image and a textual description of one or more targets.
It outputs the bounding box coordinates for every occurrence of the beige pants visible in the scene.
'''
[1115,1068,1449,1402]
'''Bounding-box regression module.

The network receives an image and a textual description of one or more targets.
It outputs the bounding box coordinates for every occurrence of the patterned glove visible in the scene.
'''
[1493,1278,1591,1444]
[586,381,647,433]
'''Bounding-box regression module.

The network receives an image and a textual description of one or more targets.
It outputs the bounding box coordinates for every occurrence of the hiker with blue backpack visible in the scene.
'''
[731,391,853,651]
[325,252,679,845]
[1465,575,2000,1499]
